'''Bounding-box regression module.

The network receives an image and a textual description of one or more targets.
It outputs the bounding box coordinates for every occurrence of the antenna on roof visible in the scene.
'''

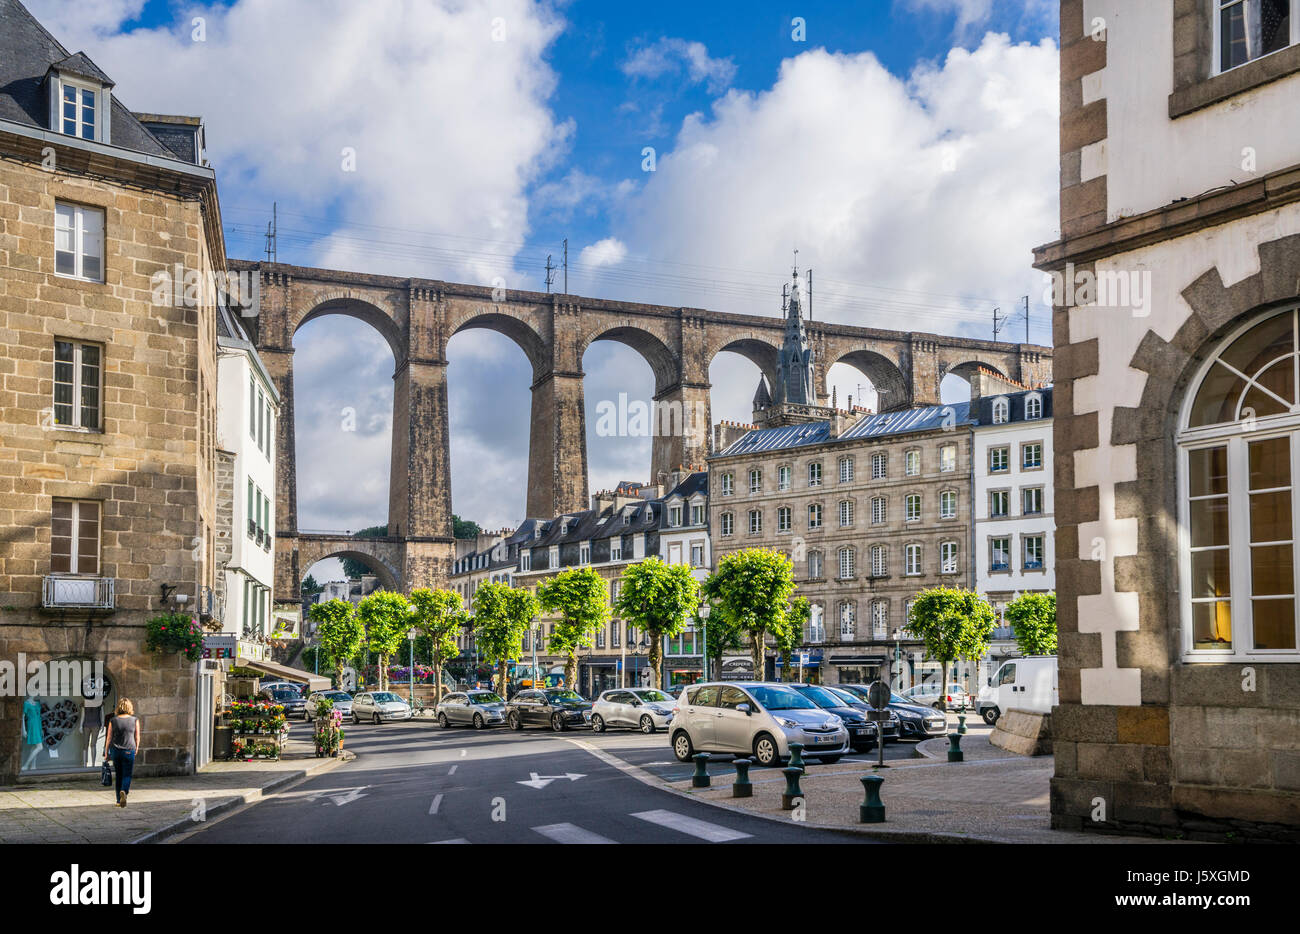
[264,202,277,264]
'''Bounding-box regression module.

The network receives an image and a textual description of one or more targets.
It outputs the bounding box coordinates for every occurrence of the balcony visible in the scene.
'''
[42,576,115,611]
[248,518,256,538]
[992,626,1014,641]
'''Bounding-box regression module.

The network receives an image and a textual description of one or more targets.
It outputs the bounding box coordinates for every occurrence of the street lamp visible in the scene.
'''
[698,603,710,681]
[407,626,417,710]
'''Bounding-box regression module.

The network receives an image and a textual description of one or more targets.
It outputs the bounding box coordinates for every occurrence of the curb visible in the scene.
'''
[132,751,354,845]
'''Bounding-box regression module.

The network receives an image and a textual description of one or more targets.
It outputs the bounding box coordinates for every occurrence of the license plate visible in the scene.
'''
[811,735,834,744]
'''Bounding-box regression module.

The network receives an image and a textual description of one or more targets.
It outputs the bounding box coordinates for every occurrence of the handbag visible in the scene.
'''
[100,759,113,787]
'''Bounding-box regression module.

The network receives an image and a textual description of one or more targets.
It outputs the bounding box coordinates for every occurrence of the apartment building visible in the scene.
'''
[1034,0,1300,837]
[0,0,225,780]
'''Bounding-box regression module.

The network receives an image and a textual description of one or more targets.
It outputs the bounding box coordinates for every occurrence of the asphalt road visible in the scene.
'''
[178,718,898,844]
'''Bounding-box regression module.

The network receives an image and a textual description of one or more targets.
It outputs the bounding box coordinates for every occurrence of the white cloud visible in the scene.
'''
[578,237,627,269]
[622,37,737,94]
[904,0,994,34]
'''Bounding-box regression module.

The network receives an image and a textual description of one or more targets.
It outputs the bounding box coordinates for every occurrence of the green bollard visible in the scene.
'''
[788,742,806,773]
[692,752,711,788]
[947,732,964,762]
[732,757,753,798]
[780,766,804,810]
[859,774,885,823]
[958,715,968,735]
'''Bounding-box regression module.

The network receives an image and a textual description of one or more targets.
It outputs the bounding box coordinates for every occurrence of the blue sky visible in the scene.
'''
[28,0,1061,578]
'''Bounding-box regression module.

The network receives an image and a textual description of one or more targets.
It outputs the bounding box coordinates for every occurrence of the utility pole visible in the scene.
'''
[992,306,1006,343]
[264,202,277,264]
[1023,295,1030,344]
[807,268,813,320]
[544,254,556,293]
[562,238,568,294]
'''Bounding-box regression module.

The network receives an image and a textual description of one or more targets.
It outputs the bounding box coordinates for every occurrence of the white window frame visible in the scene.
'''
[1025,392,1043,420]
[905,449,920,476]
[872,600,889,639]
[1212,0,1300,76]
[808,461,823,487]
[905,493,921,522]
[1023,535,1045,571]
[1022,442,1043,470]
[941,541,958,574]
[871,544,887,578]
[839,456,855,483]
[51,498,100,576]
[905,543,922,576]
[871,496,886,525]
[52,339,101,430]
[839,547,856,579]
[839,601,855,637]
[748,509,763,534]
[778,465,791,491]
[940,489,957,520]
[992,396,1010,424]
[749,468,762,494]
[1023,487,1044,516]
[808,503,823,529]
[838,499,854,527]
[55,76,103,141]
[720,513,734,537]
[808,550,823,579]
[940,444,957,472]
[777,506,792,533]
[990,446,1010,473]
[669,505,682,527]
[721,473,734,496]
[54,202,104,282]
[871,452,887,479]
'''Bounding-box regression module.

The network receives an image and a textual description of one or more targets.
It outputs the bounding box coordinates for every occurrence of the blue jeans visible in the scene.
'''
[109,748,135,798]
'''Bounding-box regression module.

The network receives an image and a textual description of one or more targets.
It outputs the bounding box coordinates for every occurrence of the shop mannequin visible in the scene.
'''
[79,682,106,767]
[21,688,43,771]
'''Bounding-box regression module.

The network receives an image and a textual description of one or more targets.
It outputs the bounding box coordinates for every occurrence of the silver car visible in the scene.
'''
[304,690,354,722]
[436,690,507,729]
[351,691,412,724]
[669,681,850,767]
[590,688,675,734]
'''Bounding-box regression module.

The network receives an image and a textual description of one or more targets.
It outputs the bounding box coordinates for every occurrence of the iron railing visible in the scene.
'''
[43,576,115,610]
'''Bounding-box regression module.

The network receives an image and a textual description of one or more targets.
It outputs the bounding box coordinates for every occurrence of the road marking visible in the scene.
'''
[460,749,467,757]
[631,809,751,842]
[448,764,458,775]
[429,794,443,815]
[531,823,618,844]
[428,838,469,844]
[517,771,586,790]
[305,786,369,807]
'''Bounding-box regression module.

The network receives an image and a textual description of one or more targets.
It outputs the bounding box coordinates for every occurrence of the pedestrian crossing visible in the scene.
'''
[428,808,754,844]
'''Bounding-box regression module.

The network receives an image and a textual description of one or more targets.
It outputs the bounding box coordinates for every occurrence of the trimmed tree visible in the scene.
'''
[472,582,539,699]
[699,601,744,682]
[355,590,412,691]
[309,599,363,688]
[775,597,811,682]
[409,587,467,702]
[1005,591,1057,656]
[614,558,701,690]
[906,587,997,705]
[703,549,797,680]
[538,567,611,692]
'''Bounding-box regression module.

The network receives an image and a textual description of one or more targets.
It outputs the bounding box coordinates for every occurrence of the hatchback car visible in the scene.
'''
[304,689,354,722]
[789,684,897,750]
[670,681,849,767]
[899,682,970,711]
[836,683,947,741]
[350,691,412,724]
[259,686,307,719]
[437,690,507,729]
[590,688,675,733]
[505,689,593,731]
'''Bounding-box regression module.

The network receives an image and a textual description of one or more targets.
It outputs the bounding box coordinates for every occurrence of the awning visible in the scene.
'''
[828,655,887,665]
[235,656,330,692]
[774,657,822,668]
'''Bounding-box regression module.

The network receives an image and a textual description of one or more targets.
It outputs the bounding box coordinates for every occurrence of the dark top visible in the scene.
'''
[108,714,138,752]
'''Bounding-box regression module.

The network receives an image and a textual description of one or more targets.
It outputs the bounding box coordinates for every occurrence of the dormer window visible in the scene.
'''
[47,57,114,145]
[1025,392,1043,420]
[992,397,1010,424]
[61,82,97,139]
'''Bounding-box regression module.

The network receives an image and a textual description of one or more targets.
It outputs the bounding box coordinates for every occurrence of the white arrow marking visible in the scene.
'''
[305,786,369,807]
[448,764,458,775]
[429,793,444,815]
[517,772,586,789]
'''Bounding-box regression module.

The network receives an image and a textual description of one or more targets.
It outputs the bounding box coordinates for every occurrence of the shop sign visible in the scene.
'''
[201,636,236,661]
[719,655,755,680]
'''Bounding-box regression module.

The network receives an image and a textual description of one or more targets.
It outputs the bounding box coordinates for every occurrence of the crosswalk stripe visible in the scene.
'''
[531,822,618,844]
[428,838,469,844]
[630,809,751,842]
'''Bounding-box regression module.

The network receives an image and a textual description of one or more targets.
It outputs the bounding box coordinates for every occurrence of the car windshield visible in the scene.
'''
[470,693,503,704]
[546,690,584,703]
[826,687,863,706]
[793,685,849,708]
[890,693,914,705]
[747,685,816,710]
[324,691,351,700]
[371,693,401,703]
[633,689,670,702]
[269,691,298,700]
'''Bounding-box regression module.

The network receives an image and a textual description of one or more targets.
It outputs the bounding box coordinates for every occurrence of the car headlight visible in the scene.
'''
[826,716,842,728]
[776,717,800,728]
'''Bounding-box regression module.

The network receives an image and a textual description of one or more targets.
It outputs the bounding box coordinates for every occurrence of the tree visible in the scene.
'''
[472,582,539,699]
[452,515,481,540]
[341,525,387,578]
[355,590,411,691]
[775,597,811,682]
[906,587,997,703]
[703,549,796,680]
[309,599,363,688]
[699,602,744,682]
[409,587,467,702]
[615,558,701,690]
[1005,591,1057,656]
[538,567,611,691]
[301,574,324,600]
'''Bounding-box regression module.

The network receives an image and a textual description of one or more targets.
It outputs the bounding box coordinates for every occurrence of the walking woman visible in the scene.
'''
[103,698,140,808]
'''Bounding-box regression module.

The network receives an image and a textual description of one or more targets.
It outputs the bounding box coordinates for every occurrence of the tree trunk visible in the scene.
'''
[648,633,662,690]
[565,651,577,694]
[941,659,950,711]
[751,632,765,681]
[433,657,443,703]
[781,650,792,682]
[496,662,508,701]
[379,653,389,691]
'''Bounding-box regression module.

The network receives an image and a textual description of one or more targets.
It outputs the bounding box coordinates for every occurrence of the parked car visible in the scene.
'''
[836,683,946,741]
[304,690,354,722]
[977,656,1058,725]
[669,681,849,767]
[590,688,675,733]
[351,691,413,724]
[258,681,305,696]
[898,682,971,711]
[437,689,507,729]
[788,684,897,750]
[505,688,593,731]
[664,684,687,699]
[258,686,307,720]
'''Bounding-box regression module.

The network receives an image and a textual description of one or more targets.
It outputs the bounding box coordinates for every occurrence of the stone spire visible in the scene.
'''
[775,264,817,406]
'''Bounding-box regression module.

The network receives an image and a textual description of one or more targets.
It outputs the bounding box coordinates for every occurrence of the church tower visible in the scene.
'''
[775,265,817,406]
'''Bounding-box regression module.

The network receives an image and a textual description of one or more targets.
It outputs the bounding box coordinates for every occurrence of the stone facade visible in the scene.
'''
[1035,0,1300,839]
[0,127,223,782]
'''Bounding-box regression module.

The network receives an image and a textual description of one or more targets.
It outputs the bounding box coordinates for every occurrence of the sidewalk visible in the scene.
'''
[0,736,352,845]
[664,733,1191,844]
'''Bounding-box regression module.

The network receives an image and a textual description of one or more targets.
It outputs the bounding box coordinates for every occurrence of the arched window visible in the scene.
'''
[839,546,856,579]
[1180,307,1300,658]
[992,396,1010,424]
[1025,391,1043,420]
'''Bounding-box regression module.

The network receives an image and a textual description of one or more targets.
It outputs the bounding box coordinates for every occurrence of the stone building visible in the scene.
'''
[1034,0,1300,838]
[0,0,225,780]
[708,402,975,688]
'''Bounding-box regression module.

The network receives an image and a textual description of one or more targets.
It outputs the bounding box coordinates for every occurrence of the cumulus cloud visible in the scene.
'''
[622,37,737,94]
[578,237,628,269]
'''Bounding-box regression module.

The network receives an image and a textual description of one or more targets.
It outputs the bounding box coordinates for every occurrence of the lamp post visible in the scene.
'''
[407,626,417,710]
[698,604,710,682]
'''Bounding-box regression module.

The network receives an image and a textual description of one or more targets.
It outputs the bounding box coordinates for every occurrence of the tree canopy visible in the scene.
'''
[1005,591,1057,656]
[907,587,997,699]
[355,590,413,690]
[538,567,611,691]
[615,558,701,689]
[309,598,363,688]
[472,582,539,698]
[703,549,796,679]
[409,587,468,701]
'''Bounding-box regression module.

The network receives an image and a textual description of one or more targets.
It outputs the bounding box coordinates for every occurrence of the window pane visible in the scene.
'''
[1190,497,1230,547]
[1249,490,1291,543]
[1192,601,1232,648]
[1250,543,1293,596]
[1248,437,1291,490]
[1252,598,1297,650]
[1191,549,1232,598]
[1188,446,1229,497]
[1189,362,1248,427]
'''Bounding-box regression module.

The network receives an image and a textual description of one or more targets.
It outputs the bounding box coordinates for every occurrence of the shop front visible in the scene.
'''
[580,658,618,699]
[774,652,823,684]
[663,656,703,687]
[17,657,115,777]
[828,654,888,687]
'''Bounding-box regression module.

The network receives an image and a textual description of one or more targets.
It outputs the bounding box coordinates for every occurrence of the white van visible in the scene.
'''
[977,656,1057,725]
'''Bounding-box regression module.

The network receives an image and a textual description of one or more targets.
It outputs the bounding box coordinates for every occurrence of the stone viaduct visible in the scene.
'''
[230,260,1052,600]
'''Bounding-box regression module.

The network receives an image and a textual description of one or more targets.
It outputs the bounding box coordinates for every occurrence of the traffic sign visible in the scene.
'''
[867,680,891,710]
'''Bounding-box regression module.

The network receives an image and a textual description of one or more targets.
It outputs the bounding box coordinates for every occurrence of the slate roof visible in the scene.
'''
[49,51,114,86]
[717,401,975,457]
[971,386,1053,426]
[662,471,708,501]
[0,0,174,158]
